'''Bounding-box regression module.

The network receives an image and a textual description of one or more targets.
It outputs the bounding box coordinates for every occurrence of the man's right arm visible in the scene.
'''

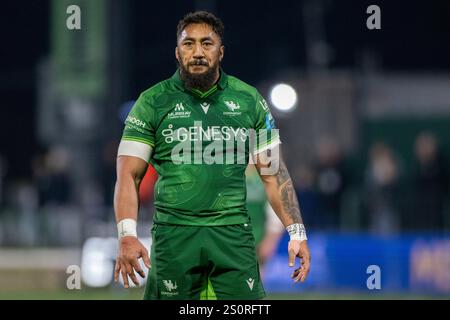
[113,145,152,288]
[114,155,148,225]
[114,91,156,288]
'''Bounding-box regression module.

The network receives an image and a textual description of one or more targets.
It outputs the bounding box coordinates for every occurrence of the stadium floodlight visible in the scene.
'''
[269,83,297,112]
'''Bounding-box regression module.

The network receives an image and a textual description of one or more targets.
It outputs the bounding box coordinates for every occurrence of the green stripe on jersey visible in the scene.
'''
[200,278,217,300]
[122,136,155,147]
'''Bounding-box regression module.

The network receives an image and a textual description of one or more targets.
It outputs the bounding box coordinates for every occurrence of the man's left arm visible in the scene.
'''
[255,145,311,283]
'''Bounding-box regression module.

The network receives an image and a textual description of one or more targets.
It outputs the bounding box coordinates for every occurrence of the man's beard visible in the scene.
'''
[178,59,220,92]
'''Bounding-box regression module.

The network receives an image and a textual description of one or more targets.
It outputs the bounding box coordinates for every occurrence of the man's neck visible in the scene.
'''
[210,69,220,88]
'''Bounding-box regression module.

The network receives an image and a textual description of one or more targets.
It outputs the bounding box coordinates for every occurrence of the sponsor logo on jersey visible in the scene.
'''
[246,277,255,291]
[161,280,179,297]
[174,103,184,111]
[125,115,146,128]
[258,99,269,111]
[161,122,248,144]
[225,100,240,111]
[161,121,280,171]
[200,102,210,114]
[223,100,241,116]
[168,103,191,119]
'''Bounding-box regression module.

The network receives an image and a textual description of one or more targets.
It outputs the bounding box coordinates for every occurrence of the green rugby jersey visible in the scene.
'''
[121,69,280,226]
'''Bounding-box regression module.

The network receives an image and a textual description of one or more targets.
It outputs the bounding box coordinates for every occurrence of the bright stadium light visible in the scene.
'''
[270,83,297,112]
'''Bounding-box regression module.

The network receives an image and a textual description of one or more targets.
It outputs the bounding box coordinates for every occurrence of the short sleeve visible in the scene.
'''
[252,91,281,154]
[121,94,156,147]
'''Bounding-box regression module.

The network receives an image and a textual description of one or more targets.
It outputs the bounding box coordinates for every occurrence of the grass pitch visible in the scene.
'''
[0,288,447,300]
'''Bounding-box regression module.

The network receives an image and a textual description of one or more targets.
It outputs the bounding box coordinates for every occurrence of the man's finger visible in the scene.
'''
[295,266,309,283]
[301,257,311,274]
[141,248,151,269]
[300,273,307,282]
[121,264,129,288]
[114,259,120,282]
[300,269,309,283]
[131,259,145,279]
[294,268,306,283]
[128,271,140,286]
[304,262,311,279]
[288,249,296,267]
[126,263,140,286]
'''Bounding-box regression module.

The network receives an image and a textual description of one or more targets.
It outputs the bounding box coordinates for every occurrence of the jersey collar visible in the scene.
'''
[171,68,228,98]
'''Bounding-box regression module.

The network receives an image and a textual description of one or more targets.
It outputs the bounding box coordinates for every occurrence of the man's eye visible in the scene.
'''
[203,42,213,47]
[184,42,193,47]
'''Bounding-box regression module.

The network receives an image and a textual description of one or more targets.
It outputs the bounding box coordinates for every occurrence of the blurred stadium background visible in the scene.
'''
[1,0,450,299]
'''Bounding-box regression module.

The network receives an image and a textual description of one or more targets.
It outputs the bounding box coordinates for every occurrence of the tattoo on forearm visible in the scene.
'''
[276,160,303,224]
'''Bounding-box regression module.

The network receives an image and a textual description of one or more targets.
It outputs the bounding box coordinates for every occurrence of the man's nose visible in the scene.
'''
[193,43,205,58]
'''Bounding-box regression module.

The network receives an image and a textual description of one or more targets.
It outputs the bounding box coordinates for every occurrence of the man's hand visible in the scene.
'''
[114,236,151,288]
[288,240,311,283]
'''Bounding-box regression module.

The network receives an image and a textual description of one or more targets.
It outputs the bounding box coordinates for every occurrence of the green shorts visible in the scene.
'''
[144,222,266,300]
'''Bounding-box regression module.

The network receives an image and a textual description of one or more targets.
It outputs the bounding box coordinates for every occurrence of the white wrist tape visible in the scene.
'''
[117,218,137,239]
[286,223,308,242]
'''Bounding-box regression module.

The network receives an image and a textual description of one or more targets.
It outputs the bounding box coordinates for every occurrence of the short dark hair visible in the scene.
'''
[177,11,224,43]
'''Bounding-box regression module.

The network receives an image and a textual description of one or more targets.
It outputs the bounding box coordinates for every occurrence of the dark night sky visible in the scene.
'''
[1,0,450,180]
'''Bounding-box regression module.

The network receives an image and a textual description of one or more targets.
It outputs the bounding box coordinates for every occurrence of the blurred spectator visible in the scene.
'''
[363,142,401,235]
[33,146,71,206]
[11,181,39,246]
[101,139,120,208]
[293,164,320,230]
[314,137,347,230]
[408,132,448,231]
[0,154,6,206]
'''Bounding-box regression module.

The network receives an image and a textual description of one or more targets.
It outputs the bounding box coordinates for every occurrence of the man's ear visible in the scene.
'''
[219,45,224,62]
[175,47,179,61]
